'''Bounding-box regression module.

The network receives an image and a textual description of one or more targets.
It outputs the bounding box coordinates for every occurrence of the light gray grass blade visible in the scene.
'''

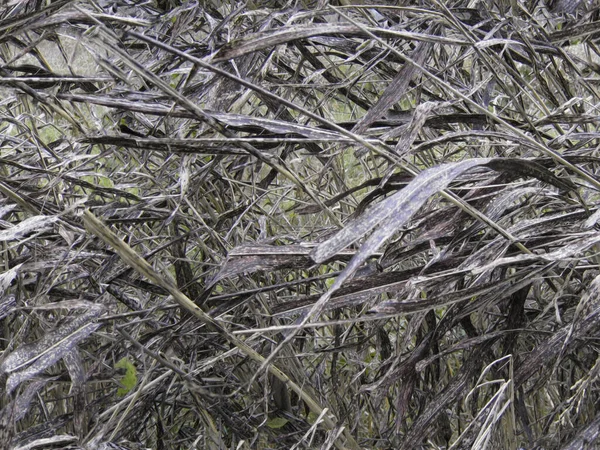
[353,40,433,135]
[560,413,600,450]
[212,24,465,62]
[0,305,104,394]
[0,295,16,321]
[63,349,86,389]
[373,265,551,316]
[310,159,490,264]
[0,265,21,295]
[0,305,103,374]
[393,101,442,156]
[5,322,101,394]
[12,378,54,422]
[212,244,315,283]
[469,232,600,274]
[63,349,87,436]
[12,435,78,450]
[0,215,58,241]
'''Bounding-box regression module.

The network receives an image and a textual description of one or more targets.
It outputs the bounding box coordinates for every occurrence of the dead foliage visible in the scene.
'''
[1,0,600,449]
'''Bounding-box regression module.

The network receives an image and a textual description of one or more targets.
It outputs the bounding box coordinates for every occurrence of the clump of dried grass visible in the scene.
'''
[0,1,600,449]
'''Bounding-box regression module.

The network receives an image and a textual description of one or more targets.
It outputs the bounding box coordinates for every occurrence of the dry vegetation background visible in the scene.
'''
[1,0,600,449]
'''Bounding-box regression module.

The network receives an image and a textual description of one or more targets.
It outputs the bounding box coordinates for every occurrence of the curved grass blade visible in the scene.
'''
[0,215,58,241]
[311,159,491,264]
[1,304,104,394]
[469,232,600,274]
[212,244,315,283]
[353,39,434,135]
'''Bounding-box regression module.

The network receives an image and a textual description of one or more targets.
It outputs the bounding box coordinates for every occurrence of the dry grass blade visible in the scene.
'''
[0,304,104,393]
[1,1,600,448]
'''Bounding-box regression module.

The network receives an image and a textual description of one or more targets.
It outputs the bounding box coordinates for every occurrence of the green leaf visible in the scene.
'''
[266,417,288,429]
[115,357,137,397]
